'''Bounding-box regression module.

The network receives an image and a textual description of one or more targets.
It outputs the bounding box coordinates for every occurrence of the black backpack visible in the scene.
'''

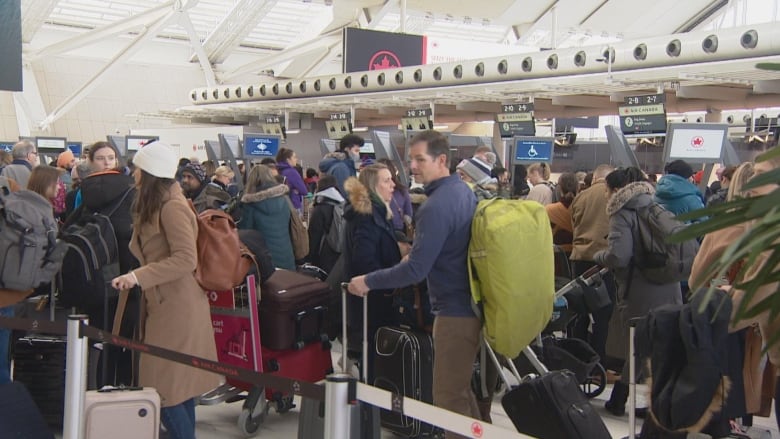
[632,203,700,285]
[57,189,132,308]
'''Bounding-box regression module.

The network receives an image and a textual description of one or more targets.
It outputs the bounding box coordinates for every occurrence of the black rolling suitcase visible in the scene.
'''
[501,369,611,439]
[373,326,439,438]
[297,284,380,439]
[13,335,67,429]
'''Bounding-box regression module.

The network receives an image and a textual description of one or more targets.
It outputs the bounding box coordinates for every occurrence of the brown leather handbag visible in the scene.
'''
[190,202,253,291]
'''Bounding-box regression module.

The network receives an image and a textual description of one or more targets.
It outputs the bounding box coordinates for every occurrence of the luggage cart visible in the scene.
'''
[199,275,282,437]
[516,265,611,398]
[201,273,333,437]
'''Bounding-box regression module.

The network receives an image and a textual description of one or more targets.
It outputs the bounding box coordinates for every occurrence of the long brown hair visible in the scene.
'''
[133,169,175,226]
[27,166,61,200]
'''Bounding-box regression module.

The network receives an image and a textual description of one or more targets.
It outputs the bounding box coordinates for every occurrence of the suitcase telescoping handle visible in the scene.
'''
[341,282,368,383]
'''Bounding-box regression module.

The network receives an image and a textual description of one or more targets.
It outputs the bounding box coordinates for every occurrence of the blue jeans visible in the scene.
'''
[0,306,14,384]
[161,398,196,439]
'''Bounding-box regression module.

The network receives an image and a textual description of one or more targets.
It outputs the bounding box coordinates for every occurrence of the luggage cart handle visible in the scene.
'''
[340,282,368,383]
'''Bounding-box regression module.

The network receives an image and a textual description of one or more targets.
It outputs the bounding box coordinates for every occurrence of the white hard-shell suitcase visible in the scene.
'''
[84,386,160,439]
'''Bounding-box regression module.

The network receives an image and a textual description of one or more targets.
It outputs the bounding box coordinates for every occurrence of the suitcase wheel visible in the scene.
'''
[238,387,268,437]
[267,359,280,372]
[581,363,607,398]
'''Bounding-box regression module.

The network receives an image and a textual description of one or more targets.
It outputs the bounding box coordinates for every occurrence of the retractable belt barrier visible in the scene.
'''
[0,315,535,439]
[0,315,323,401]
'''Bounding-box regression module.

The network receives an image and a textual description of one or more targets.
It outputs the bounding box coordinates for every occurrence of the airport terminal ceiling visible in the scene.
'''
[14,0,780,132]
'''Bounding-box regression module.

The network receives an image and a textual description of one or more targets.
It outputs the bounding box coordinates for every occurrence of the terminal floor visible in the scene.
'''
[55,340,780,439]
[188,386,778,439]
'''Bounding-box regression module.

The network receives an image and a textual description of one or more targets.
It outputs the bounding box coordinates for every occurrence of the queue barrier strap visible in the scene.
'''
[0,316,324,402]
[0,316,537,438]
[356,383,533,439]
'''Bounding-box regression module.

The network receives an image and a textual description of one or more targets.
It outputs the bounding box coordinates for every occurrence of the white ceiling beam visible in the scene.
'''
[39,9,178,131]
[278,46,332,79]
[221,35,341,82]
[30,1,175,61]
[753,80,780,95]
[21,0,60,43]
[177,10,217,86]
[366,1,396,30]
[189,0,277,65]
[676,85,750,101]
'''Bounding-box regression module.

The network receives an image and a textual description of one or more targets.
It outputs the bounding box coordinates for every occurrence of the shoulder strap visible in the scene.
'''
[103,187,134,218]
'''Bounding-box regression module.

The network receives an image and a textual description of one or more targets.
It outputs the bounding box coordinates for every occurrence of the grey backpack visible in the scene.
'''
[0,186,66,291]
[633,203,699,285]
[322,201,345,254]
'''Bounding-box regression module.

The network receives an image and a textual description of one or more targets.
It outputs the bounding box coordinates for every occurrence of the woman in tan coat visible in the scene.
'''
[111,141,219,439]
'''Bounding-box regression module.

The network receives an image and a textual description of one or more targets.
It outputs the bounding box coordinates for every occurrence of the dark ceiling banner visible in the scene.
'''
[343,28,426,73]
[0,0,22,92]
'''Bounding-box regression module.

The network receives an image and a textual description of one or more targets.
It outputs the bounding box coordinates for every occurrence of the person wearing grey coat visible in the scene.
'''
[594,169,682,416]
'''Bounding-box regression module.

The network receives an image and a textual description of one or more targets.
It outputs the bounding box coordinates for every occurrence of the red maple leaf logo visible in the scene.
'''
[691,136,704,148]
[369,51,401,71]
[471,422,484,438]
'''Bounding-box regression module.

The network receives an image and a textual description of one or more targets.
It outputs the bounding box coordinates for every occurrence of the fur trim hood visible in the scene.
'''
[241,183,289,204]
[323,151,348,161]
[344,177,373,215]
[344,177,392,220]
[606,181,655,216]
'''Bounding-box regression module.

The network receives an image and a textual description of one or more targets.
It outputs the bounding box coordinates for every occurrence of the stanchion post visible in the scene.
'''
[628,324,636,439]
[324,373,353,439]
[63,315,89,439]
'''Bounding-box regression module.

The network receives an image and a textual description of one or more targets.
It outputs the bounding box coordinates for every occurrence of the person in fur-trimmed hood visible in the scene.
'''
[594,167,683,417]
[239,164,296,270]
[342,164,401,382]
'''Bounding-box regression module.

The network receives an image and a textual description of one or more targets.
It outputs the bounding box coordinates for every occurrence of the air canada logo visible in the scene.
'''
[691,136,704,148]
[369,50,401,70]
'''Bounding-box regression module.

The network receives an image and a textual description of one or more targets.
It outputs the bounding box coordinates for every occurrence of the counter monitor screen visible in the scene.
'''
[126,135,158,151]
[36,136,67,154]
[243,134,280,158]
[664,123,727,164]
[514,137,554,163]
[67,142,82,157]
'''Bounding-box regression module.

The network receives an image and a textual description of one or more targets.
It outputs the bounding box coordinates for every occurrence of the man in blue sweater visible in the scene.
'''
[349,130,480,437]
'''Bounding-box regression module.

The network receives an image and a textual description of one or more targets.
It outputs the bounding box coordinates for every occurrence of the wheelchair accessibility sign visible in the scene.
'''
[514,138,553,162]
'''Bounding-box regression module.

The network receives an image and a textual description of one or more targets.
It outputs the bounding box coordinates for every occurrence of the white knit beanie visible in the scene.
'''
[132,141,177,179]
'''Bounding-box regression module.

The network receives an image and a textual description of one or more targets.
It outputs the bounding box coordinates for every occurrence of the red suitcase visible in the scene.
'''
[261,341,333,402]
[260,269,330,350]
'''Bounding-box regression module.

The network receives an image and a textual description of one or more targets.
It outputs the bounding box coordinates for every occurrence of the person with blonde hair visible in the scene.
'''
[240,164,295,270]
[212,165,238,197]
[343,163,401,380]
[526,162,554,205]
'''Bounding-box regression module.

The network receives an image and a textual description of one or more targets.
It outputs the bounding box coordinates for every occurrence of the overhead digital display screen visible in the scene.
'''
[515,138,554,163]
[619,94,667,135]
[243,135,280,158]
